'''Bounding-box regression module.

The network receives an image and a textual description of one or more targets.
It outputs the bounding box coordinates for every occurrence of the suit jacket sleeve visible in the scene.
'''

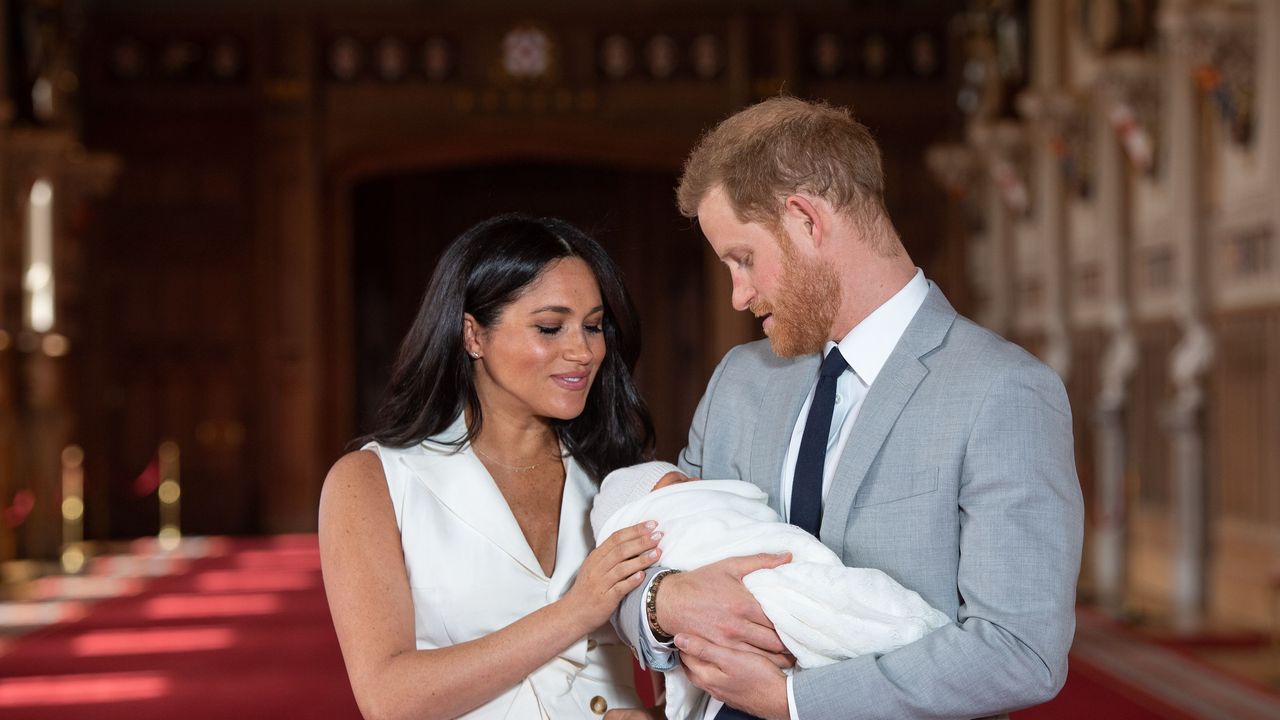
[792,360,1084,719]
[610,351,735,669]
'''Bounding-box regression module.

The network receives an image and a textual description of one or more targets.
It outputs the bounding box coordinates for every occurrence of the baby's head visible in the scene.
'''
[653,470,693,491]
[591,461,696,538]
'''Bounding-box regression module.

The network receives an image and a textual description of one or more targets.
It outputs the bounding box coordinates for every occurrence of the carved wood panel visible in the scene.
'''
[1067,327,1106,523]
[1130,320,1178,508]
[1209,308,1280,525]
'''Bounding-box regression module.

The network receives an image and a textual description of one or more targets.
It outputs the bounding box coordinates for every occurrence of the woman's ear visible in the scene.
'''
[463,313,483,359]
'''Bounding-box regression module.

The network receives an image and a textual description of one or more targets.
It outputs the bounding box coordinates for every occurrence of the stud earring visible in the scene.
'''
[469,351,481,359]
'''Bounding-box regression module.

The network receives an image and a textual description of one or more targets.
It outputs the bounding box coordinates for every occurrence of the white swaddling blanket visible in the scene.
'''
[593,475,951,720]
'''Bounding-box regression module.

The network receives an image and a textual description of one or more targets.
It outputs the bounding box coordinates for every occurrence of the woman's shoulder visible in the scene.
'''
[321,449,389,509]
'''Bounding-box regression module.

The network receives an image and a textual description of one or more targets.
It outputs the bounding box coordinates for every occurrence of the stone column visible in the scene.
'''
[1159,0,1214,634]
[925,142,980,315]
[1268,0,1280,252]
[969,121,1026,338]
[1017,89,1075,378]
[1091,60,1142,614]
[1020,0,1071,379]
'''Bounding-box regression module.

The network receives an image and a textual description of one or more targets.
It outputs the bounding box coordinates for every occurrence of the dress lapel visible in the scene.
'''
[547,455,594,599]
[398,418,547,580]
[750,353,819,513]
[820,284,958,555]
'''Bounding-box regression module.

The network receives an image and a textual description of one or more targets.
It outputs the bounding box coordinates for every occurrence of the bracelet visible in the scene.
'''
[645,569,681,644]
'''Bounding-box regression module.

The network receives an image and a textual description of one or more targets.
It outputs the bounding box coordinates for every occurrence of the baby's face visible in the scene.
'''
[653,471,694,491]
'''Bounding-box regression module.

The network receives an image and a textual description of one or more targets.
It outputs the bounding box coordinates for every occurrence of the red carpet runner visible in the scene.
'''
[2,535,1276,718]
[0,535,360,719]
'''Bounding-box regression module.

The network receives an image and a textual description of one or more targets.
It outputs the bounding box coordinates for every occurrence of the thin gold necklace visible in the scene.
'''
[472,443,556,473]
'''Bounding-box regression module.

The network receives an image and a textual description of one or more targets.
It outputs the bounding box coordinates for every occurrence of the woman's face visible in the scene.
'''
[465,257,607,423]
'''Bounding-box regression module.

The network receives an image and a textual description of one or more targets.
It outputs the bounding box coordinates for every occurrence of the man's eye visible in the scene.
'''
[536,326,562,335]
[738,254,752,269]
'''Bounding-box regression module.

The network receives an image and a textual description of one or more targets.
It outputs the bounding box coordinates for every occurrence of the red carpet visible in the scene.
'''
[0,535,360,719]
[2,535,1271,719]
[1015,657,1197,719]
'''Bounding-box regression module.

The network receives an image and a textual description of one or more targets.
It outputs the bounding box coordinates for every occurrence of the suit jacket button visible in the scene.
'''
[586,638,598,650]
[590,696,608,714]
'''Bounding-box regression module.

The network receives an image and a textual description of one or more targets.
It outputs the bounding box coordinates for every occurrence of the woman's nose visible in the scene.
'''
[563,329,594,362]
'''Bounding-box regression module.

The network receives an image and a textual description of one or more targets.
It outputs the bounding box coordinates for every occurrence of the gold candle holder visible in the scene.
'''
[157,440,181,551]
[60,445,86,573]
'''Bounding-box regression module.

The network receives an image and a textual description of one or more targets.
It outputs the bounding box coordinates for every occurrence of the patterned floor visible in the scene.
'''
[2,537,1278,719]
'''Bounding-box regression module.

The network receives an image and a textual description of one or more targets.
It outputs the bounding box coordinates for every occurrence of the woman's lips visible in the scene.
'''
[552,373,589,391]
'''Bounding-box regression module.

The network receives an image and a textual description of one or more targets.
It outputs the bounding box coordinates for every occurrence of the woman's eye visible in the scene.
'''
[585,324,604,335]
[536,326,562,335]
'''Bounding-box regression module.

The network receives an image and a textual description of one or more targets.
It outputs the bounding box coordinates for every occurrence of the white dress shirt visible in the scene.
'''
[643,269,930,720]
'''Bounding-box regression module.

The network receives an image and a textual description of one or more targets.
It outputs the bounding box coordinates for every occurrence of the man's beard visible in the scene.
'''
[750,242,841,358]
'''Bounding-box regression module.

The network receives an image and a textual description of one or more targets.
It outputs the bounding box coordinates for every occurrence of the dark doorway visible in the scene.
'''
[351,163,707,462]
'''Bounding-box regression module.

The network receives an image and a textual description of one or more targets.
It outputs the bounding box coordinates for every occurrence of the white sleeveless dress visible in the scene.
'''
[364,415,641,719]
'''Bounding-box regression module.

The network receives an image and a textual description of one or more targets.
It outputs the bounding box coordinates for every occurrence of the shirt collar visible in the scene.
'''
[826,268,928,386]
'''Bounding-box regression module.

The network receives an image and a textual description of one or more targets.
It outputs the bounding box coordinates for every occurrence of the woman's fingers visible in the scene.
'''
[612,532,661,562]
[607,521,656,546]
[609,547,660,584]
[610,569,647,596]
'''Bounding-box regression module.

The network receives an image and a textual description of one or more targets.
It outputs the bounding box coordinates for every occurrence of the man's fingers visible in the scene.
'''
[674,632,705,660]
[676,633,734,669]
[678,637,724,690]
[729,640,792,669]
[737,622,787,655]
[729,552,792,579]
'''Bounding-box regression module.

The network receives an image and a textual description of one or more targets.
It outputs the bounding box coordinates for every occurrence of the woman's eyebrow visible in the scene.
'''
[528,304,605,315]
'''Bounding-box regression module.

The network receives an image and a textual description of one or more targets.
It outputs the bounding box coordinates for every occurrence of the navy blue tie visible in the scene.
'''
[714,349,848,720]
[789,346,848,537]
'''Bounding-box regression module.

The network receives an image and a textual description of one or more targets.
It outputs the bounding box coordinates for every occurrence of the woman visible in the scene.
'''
[320,214,662,719]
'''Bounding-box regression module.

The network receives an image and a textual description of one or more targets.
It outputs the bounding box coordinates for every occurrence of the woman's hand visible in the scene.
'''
[562,521,662,630]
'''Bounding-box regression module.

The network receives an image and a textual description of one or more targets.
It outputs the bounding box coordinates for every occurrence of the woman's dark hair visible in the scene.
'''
[362,213,654,482]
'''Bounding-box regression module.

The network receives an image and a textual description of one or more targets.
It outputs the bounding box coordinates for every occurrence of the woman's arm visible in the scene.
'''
[319,450,660,720]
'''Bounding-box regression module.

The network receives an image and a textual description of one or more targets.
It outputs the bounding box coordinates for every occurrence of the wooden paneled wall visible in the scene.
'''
[58,0,959,543]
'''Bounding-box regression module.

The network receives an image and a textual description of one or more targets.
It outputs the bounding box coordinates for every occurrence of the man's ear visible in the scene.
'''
[782,194,824,251]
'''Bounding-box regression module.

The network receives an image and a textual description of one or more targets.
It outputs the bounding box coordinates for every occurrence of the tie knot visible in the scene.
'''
[820,347,849,378]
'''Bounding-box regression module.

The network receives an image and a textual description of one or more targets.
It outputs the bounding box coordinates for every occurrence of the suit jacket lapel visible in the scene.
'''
[750,354,819,513]
[820,284,957,555]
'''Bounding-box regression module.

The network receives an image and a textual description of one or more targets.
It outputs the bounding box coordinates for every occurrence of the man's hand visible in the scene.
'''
[677,633,790,720]
[657,553,793,666]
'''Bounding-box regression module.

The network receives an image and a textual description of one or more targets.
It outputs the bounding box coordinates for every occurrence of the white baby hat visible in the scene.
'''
[590,461,682,540]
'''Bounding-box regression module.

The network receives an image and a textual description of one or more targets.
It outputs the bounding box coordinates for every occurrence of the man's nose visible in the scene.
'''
[731,275,755,312]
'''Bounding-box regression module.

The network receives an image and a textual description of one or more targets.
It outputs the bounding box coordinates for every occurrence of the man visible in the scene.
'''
[614,97,1083,720]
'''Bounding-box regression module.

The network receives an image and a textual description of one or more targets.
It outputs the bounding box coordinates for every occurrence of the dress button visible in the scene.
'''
[835,393,843,404]
[586,638,598,650]
[590,696,608,714]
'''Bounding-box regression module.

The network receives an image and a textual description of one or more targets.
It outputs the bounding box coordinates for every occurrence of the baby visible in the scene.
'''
[591,461,950,720]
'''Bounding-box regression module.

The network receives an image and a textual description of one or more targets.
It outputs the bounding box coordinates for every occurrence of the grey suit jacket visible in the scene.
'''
[616,284,1083,719]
